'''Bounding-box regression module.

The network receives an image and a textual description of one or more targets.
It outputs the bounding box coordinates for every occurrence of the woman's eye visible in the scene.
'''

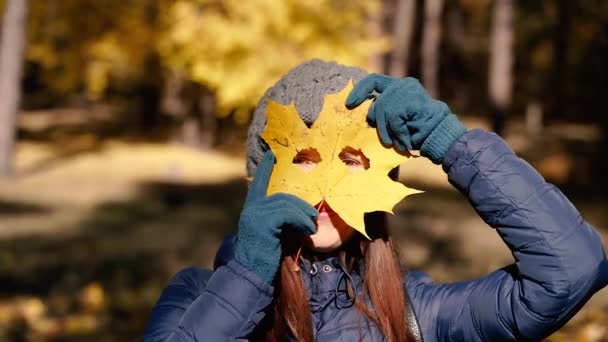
[294,158,315,165]
[342,158,361,166]
[339,146,370,171]
[292,148,321,172]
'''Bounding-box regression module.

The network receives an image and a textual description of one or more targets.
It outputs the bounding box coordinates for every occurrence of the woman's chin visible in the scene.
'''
[306,239,342,253]
[305,223,354,253]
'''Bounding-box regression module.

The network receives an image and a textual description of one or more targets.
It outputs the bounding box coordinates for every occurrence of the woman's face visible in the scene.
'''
[292,148,369,252]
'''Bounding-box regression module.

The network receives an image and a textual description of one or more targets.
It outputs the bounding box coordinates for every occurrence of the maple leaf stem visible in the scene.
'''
[293,245,304,271]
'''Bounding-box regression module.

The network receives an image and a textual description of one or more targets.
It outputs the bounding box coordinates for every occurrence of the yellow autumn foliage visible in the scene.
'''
[25,1,168,99]
[20,0,387,120]
[158,0,388,123]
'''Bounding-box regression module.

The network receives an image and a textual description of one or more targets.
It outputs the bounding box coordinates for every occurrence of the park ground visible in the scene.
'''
[0,108,606,341]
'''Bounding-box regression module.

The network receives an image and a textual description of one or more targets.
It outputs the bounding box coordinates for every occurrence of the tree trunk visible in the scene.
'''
[421,0,444,97]
[488,0,514,136]
[0,0,28,177]
[388,0,416,77]
[551,0,570,119]
[198,90,216,149]
[368,0,386,73]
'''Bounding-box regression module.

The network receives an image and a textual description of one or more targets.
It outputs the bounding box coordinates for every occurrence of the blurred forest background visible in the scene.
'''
[0,0,607,341]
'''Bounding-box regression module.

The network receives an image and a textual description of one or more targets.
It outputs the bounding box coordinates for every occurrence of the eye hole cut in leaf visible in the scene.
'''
[339,146,370,170]
[292,148,322,173]
[261,81,421,239]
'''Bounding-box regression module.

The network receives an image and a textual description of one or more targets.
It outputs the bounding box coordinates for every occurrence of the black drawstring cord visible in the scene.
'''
[335,263,357,309]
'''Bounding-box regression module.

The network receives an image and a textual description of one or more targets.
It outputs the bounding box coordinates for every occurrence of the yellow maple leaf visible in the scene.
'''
[261,81,420,239]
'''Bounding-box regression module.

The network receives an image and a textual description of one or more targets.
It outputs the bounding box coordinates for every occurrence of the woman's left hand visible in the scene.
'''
[345,74,467,164]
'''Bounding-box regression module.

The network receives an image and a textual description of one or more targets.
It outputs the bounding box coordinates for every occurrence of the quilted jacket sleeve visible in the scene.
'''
[142,260,274,341]
[408,129,608,342]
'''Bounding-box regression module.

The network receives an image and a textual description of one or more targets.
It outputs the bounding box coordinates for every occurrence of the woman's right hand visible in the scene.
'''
[235,151,319,284]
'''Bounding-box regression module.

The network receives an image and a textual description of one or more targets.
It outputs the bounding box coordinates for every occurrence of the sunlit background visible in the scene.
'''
[0,0,607,341]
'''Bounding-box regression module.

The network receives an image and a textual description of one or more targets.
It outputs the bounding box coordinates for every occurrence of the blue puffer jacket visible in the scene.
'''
[143,129,608,341]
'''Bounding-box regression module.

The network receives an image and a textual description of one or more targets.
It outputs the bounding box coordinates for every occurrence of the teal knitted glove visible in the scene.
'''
[346,74,467,164]
[235,151,319,284]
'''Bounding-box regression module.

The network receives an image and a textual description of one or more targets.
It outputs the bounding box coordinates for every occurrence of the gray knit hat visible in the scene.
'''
[246,59,369,177]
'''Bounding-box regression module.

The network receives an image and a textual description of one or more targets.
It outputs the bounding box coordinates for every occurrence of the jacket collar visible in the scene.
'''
[214,234,424,341]
[214,234,361,310]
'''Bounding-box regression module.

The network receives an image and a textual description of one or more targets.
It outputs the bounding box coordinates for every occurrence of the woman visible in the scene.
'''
[143,59,608,341]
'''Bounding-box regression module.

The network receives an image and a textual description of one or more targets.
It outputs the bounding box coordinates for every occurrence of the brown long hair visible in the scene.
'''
[265,212,413,342]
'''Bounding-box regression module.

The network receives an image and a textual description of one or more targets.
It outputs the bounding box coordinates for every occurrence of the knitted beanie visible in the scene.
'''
[246,59,368,177]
